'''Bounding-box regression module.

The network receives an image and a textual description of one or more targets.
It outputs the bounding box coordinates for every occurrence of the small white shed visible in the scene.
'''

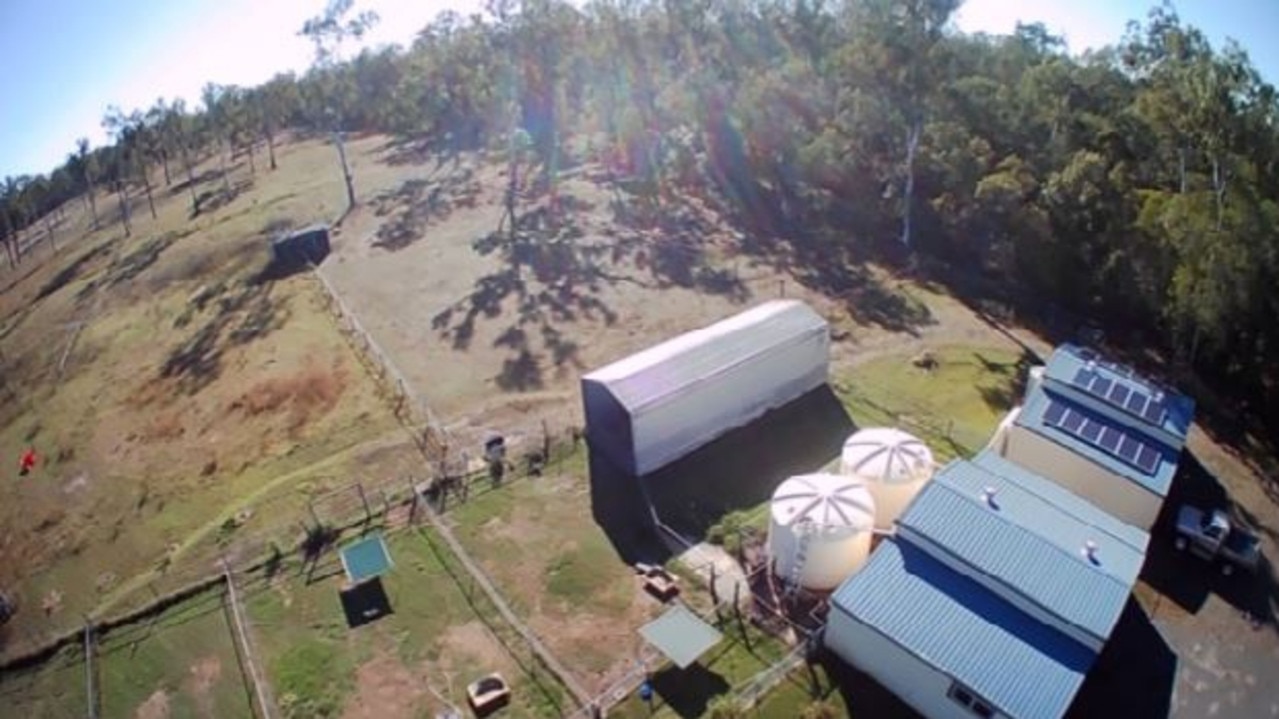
[581,300,829,476]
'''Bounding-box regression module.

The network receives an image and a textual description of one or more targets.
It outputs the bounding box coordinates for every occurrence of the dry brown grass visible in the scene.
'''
[230,363,348,433]
[142,411,185,441]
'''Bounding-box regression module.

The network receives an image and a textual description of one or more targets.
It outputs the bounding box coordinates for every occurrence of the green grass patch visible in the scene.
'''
[246,527,568,718]
[545,542,617,602]
[0,644,88,717]
[835,345,1028,462]
[753,665,847,718]
[274,637,352,718]
[94,585,254,718]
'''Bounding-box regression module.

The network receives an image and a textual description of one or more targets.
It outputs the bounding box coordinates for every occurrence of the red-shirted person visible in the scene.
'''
[19,447,37,476]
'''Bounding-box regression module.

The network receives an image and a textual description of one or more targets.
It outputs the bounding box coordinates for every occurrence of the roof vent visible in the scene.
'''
[981,486,999,510]
[1082,540,1100,565]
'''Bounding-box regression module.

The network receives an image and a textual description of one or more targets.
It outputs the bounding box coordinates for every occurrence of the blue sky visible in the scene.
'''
[1,0,1276,179]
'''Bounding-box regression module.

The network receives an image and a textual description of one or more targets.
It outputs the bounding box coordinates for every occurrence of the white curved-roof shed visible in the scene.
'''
[581,300,829,476]
[841,428,935,530]
[768,473,876,591]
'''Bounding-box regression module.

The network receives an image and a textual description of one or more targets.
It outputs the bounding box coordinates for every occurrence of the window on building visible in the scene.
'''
[948,682,996,718]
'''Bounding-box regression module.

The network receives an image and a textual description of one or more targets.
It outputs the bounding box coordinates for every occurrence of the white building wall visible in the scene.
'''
[628,330,828,475]
[1003,426,1160,530]
[826,609,1002,719]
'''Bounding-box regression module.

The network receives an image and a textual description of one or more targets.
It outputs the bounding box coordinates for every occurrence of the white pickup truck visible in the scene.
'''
[1174,505,1262,575]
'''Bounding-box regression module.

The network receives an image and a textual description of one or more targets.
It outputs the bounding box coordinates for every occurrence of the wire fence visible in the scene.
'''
[309,262,450,451]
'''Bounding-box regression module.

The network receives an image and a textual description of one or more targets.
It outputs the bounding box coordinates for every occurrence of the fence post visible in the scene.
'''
[84,618,96,719]
[356,482,371,525]
[405,476,419,524]
[222,560,274,719]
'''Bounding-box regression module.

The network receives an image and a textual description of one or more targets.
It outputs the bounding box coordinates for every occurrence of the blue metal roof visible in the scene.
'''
[833,539,1095,719]
[1043,344,1195,447]
[898,478,1135,644]
[968,450,1150,558]
[1016,385,1179,497]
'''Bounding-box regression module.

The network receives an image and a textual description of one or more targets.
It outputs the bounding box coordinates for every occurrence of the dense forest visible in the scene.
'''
[3,0,1278,425]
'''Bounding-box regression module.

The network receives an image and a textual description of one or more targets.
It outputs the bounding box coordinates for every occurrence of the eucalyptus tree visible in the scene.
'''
[299,0,380,211]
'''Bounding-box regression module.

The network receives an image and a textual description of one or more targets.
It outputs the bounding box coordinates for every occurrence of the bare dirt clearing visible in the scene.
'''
[341,653,437,719]
[134,689,170,719]
[322,150,1021,450]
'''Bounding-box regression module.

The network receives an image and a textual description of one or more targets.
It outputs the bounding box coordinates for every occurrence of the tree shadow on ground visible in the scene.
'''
[974,349,1036,413]
[1068,598,1177,718]
[74,231,184,303]
[370,165,482,251]
[607,194,750,303]
[376,134,480,168]
[1142,451,1279,630]
[192,177,253,218]
[431,198,629,391]
[610,176,936,335]
[35,240,116,301]
[168,167,224,199]
[158,278,289,396]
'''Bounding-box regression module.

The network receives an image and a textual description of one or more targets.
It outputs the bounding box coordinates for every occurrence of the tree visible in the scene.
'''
[127,109,159,219]
[843,0,961,247]
[201,83,233,196]
[299,0,380,211]
[164,99,202,215]
[0,179,20,268]
[101,107,136,236]
[257,74,299,171]
[75,137,100,230]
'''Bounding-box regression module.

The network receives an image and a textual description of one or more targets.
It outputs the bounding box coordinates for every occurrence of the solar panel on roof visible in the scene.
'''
[1081,419,1102,442]
[1071,366,1168,427]
[1117,435,1140,461]
[1141,401,1165,424]
[1099,427,1121,452]
[1042,399,1163,475]
[1136,444,1161,474]
[1044,401,1066,425]
[1124,392,1144,414]
[1108,384,1131,406]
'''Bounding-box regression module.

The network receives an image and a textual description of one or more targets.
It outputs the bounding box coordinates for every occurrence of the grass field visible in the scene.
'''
[0,135,420,649]
[835,344,1029,461]
[0,522,573,719]
[0,584,252,719]
[445,443,665,694]
[0,644,87,718]
[245,526,568,719]
[95,587,253,718]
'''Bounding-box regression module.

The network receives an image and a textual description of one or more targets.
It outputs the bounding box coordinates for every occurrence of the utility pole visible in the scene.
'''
[333,131,356,212]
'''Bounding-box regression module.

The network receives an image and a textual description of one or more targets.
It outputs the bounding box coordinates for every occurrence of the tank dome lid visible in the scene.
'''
[841,428,934,485]
[770,473,874,530]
